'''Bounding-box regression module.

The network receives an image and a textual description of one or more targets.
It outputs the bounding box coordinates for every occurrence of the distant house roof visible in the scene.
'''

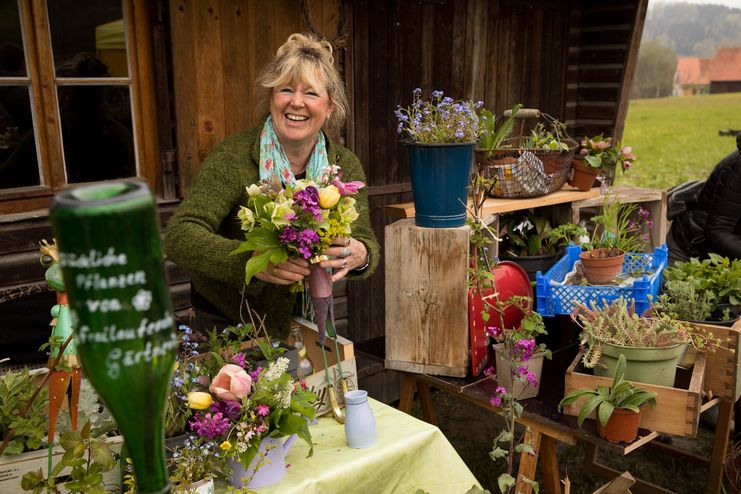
[676,57,711,85]
[710,47,741,81]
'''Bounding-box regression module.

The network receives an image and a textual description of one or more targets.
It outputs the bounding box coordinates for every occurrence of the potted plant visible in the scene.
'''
[395,88,482,228]
[579,192,652,284]
[570,134,636,189]
[169,436,219,494]
[572,297,716,387]
[0,368,48,457]
[558,354,657,443]
[657,255,741,326]
[487,299,552,400]
[498,212,587,281]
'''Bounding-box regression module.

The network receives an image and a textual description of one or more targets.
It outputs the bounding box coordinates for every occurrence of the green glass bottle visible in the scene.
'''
[50,182,177,494]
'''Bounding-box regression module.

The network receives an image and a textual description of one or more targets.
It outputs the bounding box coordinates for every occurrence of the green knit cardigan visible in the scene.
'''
[163,125,379,337]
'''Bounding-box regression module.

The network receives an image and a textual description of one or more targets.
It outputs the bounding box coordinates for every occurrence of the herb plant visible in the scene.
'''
[572,298,717,368]
[499,212,587,257]
[0,368,48,455]
[558,354,657,428]
[524,121,570,152]
[21,421,116,494]
[663,254,741,307]
[655,279,716,322]
[477,104,522,156]
[585,191,652,253]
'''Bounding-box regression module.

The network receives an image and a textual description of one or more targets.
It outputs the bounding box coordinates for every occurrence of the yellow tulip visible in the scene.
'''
[318,185,341,209]
[186,391,214,410]
[220,440,232,451]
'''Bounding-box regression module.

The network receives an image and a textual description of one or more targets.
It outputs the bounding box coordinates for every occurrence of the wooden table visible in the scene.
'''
[357,336,735,494]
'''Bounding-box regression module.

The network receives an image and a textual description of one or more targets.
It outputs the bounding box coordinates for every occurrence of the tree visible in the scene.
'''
[630,40,677,100]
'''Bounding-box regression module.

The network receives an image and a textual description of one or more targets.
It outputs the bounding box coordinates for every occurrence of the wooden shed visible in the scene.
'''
[0,0,646,397]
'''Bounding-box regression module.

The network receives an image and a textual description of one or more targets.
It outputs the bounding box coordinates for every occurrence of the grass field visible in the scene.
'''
[617,92,741,190]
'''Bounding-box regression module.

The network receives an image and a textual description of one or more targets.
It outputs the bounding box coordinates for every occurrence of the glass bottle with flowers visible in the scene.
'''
[395,88,483,228]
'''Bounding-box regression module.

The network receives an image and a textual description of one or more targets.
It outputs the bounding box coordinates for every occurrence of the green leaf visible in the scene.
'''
[577,394,604,427]
[494,430,513,443]
[244,250,272,284]
[87,484,106,494]
[497,473,516,494]
[515,442,535,455]
[60,430,82,451]
[597,401,615,427]
[21,469,44,490]
[81,420,92,440]
[91,442,115,470]
[5,439,24,455]
[489,446,508,460]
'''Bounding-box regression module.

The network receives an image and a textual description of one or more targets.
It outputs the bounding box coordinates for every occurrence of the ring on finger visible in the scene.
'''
[341,247,351,258]
[341,259,348,270]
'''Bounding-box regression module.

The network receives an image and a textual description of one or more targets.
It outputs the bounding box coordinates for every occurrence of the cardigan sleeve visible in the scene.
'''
[333,148,380,280]
[163,135,266,294]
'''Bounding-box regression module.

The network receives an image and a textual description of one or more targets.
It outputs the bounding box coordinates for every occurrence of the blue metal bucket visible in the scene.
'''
[405,142,474,228]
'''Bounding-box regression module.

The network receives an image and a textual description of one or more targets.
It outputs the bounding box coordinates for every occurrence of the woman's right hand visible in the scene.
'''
[253,256,311,285]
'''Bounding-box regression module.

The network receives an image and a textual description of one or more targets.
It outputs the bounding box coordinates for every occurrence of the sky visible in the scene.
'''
[652,0,741,8]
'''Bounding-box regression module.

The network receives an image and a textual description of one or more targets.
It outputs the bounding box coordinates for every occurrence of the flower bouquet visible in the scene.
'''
[181,328,317,489]
[230,164,363,344]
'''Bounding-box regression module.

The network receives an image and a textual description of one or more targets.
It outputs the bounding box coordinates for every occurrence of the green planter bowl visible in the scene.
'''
[594,342,688,387]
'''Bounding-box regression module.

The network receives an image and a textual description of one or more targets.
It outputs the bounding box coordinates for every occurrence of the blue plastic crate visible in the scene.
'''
[535,244,667,317]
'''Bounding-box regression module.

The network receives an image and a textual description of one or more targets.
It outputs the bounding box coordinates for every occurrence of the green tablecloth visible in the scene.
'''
[249,398,481,494]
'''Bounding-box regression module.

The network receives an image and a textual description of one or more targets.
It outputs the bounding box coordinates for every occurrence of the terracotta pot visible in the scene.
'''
[579,248,625,284]
[568,158,600,191]
[596,406,643,443]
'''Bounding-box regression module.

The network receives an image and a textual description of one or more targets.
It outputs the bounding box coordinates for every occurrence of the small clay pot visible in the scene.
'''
[596,406,643,443]
[568,158,600,191]
[579,248,625,284]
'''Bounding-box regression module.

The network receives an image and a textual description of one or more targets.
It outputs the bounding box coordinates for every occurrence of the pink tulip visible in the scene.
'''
[595,141,610,150]
[210,364,252,401]
[621,147,636,160]
[332,178,365,195]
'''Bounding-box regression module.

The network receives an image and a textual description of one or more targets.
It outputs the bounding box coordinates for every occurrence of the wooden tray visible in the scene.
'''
[563,350,706,437]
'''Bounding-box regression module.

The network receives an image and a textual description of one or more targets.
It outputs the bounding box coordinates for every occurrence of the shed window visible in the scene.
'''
[0,0,157,214]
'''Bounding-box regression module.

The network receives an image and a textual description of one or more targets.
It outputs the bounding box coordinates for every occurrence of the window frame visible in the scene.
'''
[0,0,160,215]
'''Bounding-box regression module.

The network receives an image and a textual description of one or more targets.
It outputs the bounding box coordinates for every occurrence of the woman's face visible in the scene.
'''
[270,80,332,149]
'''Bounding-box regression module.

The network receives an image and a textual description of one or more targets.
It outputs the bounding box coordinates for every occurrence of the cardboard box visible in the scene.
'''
[0,435,123,494]
[563,351,705,437]
[290,318,357,417]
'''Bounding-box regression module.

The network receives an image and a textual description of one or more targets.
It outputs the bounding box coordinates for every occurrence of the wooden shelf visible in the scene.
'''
[384,186,601,219]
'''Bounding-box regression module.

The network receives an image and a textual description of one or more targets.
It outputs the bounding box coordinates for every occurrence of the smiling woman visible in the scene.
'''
[163,33,379,338]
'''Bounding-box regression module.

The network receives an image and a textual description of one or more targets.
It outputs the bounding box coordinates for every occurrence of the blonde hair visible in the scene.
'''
[256,33,348,132]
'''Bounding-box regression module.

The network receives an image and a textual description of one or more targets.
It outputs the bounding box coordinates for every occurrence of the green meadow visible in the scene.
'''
[616,92,741,190]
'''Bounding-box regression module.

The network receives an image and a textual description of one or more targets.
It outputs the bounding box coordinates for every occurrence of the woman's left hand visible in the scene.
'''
[320,237,367,282]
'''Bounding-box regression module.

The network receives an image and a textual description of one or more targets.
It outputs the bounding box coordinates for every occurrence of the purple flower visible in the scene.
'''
[256,404,270,417]
[250,367,263,382]
[483,366,495,377]
[232,353,246,368]
[526,371,539,387]
[189,412,230,439]
[486,326,501,338]
[210,400,242,421]
[293,186,321,219]
[490,395,503,407]
[279,226,299,245]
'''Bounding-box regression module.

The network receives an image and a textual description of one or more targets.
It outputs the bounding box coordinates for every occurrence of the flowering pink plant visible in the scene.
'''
[230,164,364,285]
[579,134,636,172]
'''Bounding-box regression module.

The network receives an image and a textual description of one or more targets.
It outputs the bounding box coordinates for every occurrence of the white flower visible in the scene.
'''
[513,219,534,235]
[237,206,255,230]
[246,184,262,197]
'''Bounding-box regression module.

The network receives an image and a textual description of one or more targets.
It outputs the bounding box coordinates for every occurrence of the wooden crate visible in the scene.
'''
[690,320,741,401]
[563,351,705,437]
[0,435,124,494]
[384,220,470,377]
[289,318,357,417]
[571,186,667,251]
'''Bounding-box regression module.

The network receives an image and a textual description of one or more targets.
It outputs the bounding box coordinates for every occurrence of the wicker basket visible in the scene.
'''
[476,137,576,199]
[475,106,577,199]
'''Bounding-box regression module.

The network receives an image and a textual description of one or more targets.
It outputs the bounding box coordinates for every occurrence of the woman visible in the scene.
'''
[666,132,741,264]
[164,33,379,337]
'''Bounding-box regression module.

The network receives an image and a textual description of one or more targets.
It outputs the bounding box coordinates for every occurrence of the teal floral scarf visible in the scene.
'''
[258,116,328,185]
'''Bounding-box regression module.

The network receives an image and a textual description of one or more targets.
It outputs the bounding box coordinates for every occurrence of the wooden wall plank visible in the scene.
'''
[169,0,199,193]
[194,0,227,162]
[221,0,251,137]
